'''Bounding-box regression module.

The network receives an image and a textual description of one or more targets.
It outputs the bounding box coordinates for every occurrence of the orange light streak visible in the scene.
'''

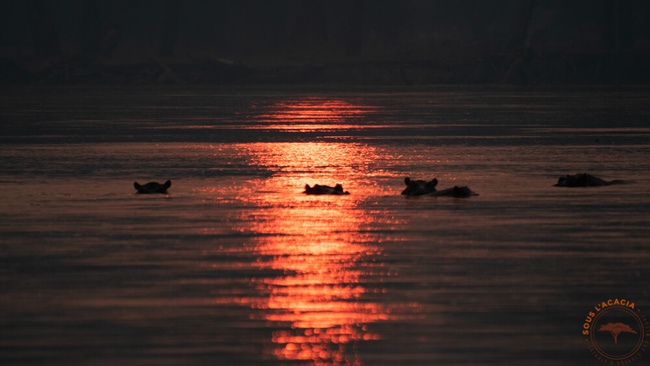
[201,98,418,364]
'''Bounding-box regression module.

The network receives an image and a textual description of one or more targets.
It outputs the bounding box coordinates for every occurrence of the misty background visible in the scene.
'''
[1,0,649,85]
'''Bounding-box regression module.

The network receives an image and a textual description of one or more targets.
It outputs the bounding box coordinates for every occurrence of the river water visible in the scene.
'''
[1,86,650,365]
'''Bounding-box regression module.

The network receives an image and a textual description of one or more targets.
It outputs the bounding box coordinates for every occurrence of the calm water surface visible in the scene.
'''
[1,87,650,365]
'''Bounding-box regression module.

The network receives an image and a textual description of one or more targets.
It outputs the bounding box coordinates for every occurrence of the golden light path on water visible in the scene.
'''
[213,98,416,364]
[243,196,387,364]
[250,98,375,131]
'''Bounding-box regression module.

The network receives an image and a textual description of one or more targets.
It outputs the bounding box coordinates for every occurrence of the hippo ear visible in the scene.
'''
[426,178,438,191]
[334,184,343,192]
[404,177,411,185]
[164,180,172,188]
[134,182,141,189]
[305,184,311,191]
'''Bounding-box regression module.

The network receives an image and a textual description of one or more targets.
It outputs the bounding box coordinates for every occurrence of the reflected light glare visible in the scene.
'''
[249,222,386,363]
[243,141,379,196]
[230,133,386,363]
[250,97,377,131]
[199,99,417,364]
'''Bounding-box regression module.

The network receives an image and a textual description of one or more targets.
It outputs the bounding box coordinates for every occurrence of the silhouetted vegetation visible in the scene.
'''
[1,1,649,85]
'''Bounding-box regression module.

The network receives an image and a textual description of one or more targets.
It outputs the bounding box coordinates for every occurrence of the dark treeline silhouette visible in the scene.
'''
[1,0,649,85]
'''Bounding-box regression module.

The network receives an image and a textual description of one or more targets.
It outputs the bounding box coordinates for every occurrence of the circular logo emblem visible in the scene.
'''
[583,299,648,364]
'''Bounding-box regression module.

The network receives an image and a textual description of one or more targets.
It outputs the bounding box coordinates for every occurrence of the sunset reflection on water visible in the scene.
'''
[227,99,405,364]
[245,205,387,364]
[250,97,377,132]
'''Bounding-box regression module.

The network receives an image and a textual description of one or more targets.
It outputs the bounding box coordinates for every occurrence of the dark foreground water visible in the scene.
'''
[1,86,650,365]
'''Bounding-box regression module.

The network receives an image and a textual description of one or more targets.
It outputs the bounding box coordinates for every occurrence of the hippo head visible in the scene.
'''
[304,183,350,195]
[134,180,172,194]
[554,174,587,187]
[401,177,438,196]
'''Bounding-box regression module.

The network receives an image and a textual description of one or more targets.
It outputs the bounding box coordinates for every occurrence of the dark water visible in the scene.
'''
[1,86,650,365]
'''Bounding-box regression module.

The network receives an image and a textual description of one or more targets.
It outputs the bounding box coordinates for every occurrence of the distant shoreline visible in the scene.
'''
[2,50,649,86]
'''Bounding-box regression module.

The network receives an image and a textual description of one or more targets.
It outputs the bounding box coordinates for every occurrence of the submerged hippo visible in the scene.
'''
[554,173,625,187]
[304,183,350,195]
[401,177,438,196]
[401,177,478,198]
[430,185,479,198]
[134,180,172,194]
